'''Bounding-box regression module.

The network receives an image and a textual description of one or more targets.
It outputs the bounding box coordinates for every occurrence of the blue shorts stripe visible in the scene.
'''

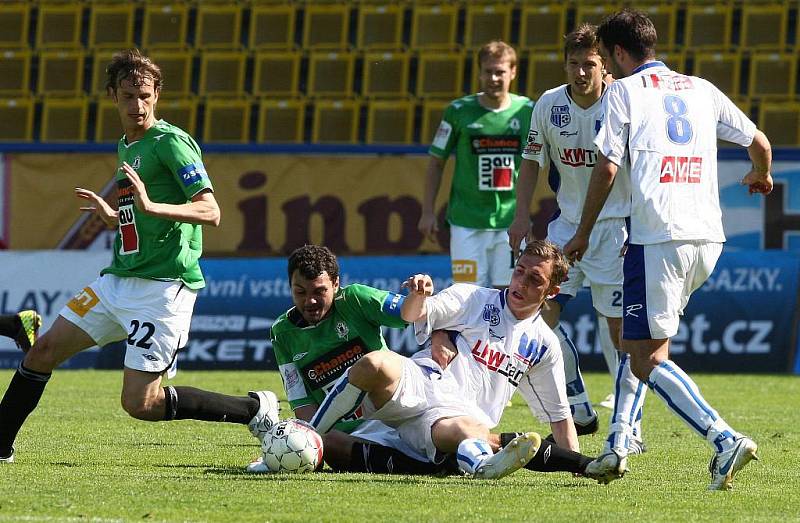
[622,244,651,340]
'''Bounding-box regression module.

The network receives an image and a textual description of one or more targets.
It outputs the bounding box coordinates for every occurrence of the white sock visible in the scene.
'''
[606,353,647,454]
[596,314,620,381]
[309,371,367,435]
[556,324,593,423]
[647,360,739,453]
[456,438,493,475]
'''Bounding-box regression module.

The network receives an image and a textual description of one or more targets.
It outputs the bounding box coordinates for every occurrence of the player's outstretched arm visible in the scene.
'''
[75,187,118,228]
[400,274,434,322]
[508,158,540,256]
[743,130,773,195]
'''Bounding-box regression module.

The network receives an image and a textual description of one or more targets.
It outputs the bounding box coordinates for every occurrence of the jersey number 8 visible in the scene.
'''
[663,95,692,145]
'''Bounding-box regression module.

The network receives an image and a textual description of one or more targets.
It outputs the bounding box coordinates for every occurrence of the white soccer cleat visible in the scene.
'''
[708,436,759,491]
[473,432,540,480]
[0,448,14,464]
[247,390,280,441]
[585,449,628,484]
[245,456,275,474]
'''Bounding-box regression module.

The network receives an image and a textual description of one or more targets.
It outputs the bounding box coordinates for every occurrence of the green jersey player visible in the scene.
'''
[0,50,278,464]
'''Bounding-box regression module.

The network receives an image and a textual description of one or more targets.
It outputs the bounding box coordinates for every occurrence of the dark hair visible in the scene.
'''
[520,240,569,287]
[597,8,657,62]
[287,245,340,283]
[477,40,517,69]
[105,49,162,94]
[564,23,599,61]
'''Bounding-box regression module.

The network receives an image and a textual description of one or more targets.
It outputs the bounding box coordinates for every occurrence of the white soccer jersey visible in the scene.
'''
[522,84,630,224]
[594,62,756,245]
[413,284,570,428]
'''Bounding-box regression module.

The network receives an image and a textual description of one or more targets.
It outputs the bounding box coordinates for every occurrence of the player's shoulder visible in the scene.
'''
[150,120,200,148]
[448,94,480,111]
[534,85,568,110]
[509,92,534,108]
[269,310,295,338]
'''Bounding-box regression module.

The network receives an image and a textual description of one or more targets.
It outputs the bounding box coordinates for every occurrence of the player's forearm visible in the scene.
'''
[513,159,540,219]
[747,130,772,177]
[550,418,580,452]
[575,155,617,238]
[421,157,446,213]
[400,294,427,323]
[143,199,221,227]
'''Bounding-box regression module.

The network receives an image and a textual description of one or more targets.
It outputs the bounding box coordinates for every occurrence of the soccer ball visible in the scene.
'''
[261,419,324,473]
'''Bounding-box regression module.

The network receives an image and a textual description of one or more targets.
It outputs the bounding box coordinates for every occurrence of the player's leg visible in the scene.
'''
[488,229,515,289]
[449,225,491,288]
[595,314,619,410]
[0,310,42,352]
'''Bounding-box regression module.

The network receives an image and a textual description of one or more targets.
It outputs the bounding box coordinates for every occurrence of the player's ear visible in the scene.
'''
[546,284,560,301]
[332,276,340,291]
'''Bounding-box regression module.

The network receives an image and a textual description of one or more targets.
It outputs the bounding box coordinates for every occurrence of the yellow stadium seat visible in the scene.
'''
[748,53,797,99]
[0,3,30,48]
[362,52,410,98]
[41,97,89,142]
[90,51,117,96]
[253,51,301,98]
[37,50,85,96]
[198,52,247,97]
[195,4,243,49]
[525,52,564,100]
[156,97,198,136]
[640,4,678,52]
[357,5,404,50]
[420,99,450,145]
[303,5,350,50]
[257,99,306,143]
[203,98,251,143]
[692,52,741,99]
[416,52,465,99]
[518,4,566,52]
[411,5,458,50]
[574,4,620,27]
[654,51,685,74]
[95,97,122,143]
[758,102,800,146]
[249,5,296,50]
[0,50,31,97]
[88,4,135,50]
[366,100,415,144]
[307,52,356,98]
[36,3,82,49]
[464,4,512,50]
[685,4,733,50]
[146,50,194,97]
[0,97,34,142]
[470,53,520,94]
[740,4,789,50]
[142,3,189,49]
[312,100,360,144]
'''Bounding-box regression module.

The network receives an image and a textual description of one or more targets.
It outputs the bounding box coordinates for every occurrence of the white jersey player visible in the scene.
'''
[563,9,772,490]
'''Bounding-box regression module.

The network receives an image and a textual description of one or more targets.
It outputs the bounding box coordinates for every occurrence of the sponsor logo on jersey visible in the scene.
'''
[432,120,453,150]
[550,105,571,128]
[482,304,501,326]
[292,352,308,362]
[559,130,578,136]
[117,179,139,255]
[470,339,533,387]
[301,338,369,389]
[641,72,695,91]
[177,162,207,188]
[523,129,542,156]
[452,260,477,282]
[558,147,598,167]
[382,292,405,316]
[335,321,349,339]
[660,156,702,184]
[471,135,519,191]
[283,365,301,390]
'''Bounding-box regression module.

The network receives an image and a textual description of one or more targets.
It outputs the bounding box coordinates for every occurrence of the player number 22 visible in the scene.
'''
[128,320,155,349]
[663,95,692,145]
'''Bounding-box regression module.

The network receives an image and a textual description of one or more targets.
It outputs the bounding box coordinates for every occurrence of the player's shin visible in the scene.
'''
[310,371,367,435]
[162,386,259,423]
[0,364,52,457]
[605,353,647,455]
[501,433,592,474]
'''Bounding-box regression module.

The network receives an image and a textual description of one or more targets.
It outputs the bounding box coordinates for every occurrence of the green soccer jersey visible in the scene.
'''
[271,284,408,434]
[429,93,534,230]
[100,120,213,289]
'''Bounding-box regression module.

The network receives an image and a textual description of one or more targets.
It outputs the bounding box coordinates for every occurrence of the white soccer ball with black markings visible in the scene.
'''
[261,419,324,473]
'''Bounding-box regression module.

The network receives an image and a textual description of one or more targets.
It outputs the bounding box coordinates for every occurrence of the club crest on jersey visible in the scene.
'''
[550,105,571,128]
[131,155,141,170]
[482,304,501,326]
[335,321,349,339]
[509,118,520,131]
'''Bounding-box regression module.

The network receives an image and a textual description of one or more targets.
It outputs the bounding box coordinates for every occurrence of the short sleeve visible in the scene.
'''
[594,82,630,167]
[708,80,756,146]
[342,284,408,330]
[428,103,458,158]
[155,133,213,199]
[521,101,549,167]
[272,336,313,408]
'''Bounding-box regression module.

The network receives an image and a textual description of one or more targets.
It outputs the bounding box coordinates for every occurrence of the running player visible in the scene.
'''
[563,9,772,490]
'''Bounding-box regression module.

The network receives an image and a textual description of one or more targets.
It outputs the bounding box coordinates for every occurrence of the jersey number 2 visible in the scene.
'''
[128,320,155,349]
[663,95,692,144]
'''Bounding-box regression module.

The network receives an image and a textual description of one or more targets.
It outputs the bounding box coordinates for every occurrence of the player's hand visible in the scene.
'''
[75,187,118,228]
[418,212,439,243]
[741,170,773,195]
[563,234,589,263]
[120,161,154,213]
[508,216,534,256]
[430,330,457,369]
[401,274,434,296]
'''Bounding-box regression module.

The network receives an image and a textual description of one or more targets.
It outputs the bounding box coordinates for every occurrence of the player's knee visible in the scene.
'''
[629,353,659,381]
[120,392,162,421]
[349,351,393,389]
[23,334,59,372]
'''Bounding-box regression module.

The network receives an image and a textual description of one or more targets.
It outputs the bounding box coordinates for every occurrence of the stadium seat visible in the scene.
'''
[464,4,512,50]
[420,99,450,145]
[257,99,306,143]
[90,51,117,96]
[0,97,34,142]
[41,97,88,142]
[758,102,800,146]
[366,100,415,144]
[640,4,678,52]
[0,3,30,48]
[470,53,519,94]
[203,98,251,143]
[518,4,567,52]
[95,97,121,142]
[155,97,198,136]
[357,5,404,50]
[88,4,135,50]
[36,3,82,49]
[253,51,301,98]
[654,51,685,74]
[0,49,31,96]
[307,52,356,98]
[198,52,247,97]
[740,4,789,50]
[574,4,620,27]
[142,3,189,49]
[303,5,350,50]
[195,4,243,49]
[362,52,410,98]
[145,50,194,97]
[685,4,733,50]
[249,5,296,50]
[692,52,741,99]
[525,52,565,100]
[312,100,360,143]
[416,52,465,99]
[748,53,797,99]
[410,5,459,50]
[37,50,85,96]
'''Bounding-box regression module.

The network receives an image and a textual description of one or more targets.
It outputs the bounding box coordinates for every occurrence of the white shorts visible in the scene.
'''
[622,241,722,340]
[548,217,626,318]
[60,274,197,374]
[362,359,487,463]
[449,224,514,288]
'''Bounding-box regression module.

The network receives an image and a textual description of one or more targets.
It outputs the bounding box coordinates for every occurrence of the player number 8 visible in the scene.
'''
[663,94,692,145]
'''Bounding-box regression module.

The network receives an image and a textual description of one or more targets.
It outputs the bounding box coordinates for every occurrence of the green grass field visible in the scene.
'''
[0,370,797,522]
